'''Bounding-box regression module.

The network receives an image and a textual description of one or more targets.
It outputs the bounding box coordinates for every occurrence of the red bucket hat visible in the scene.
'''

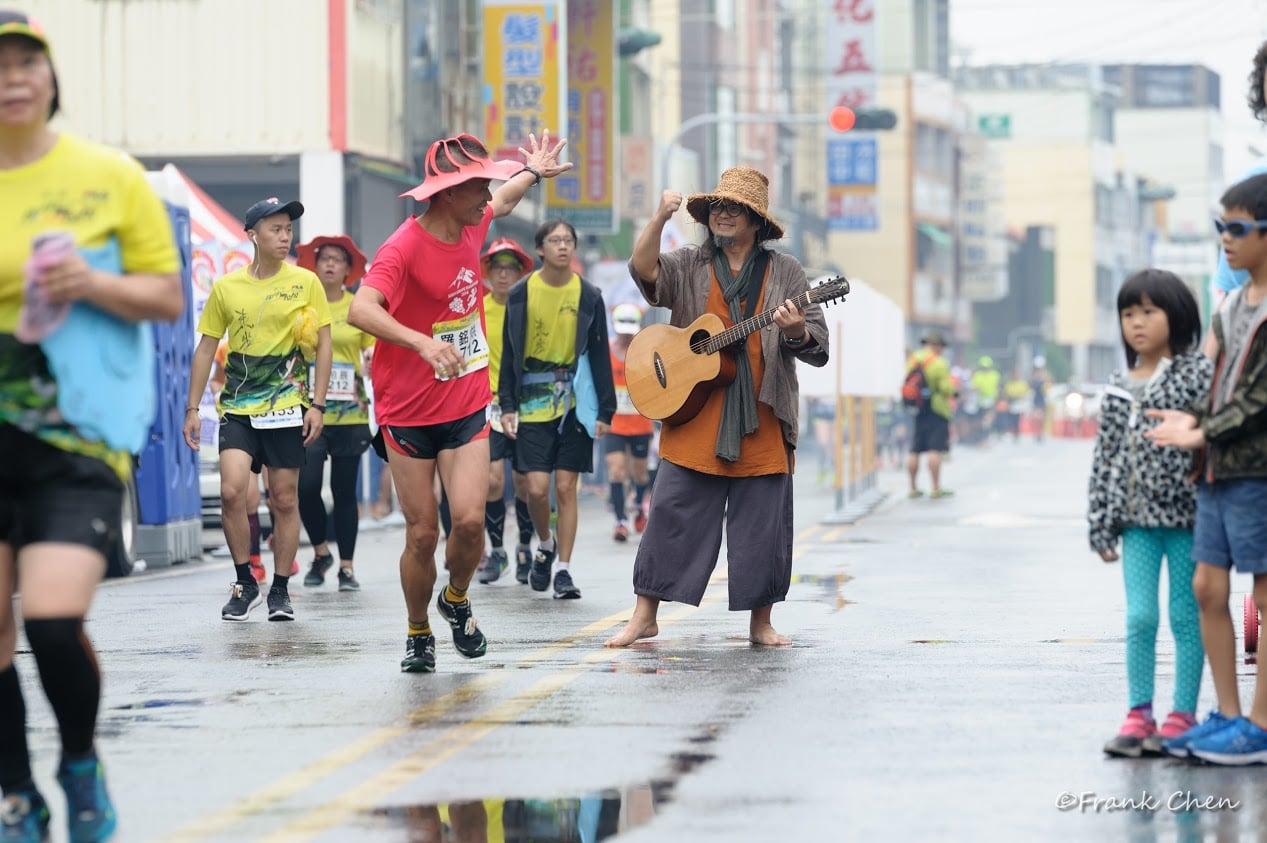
[401,134,524,202]
[296,235,368,288]
[480,237,533,277]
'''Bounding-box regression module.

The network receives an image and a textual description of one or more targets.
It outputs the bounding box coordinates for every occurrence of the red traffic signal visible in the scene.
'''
[828,106,856,132]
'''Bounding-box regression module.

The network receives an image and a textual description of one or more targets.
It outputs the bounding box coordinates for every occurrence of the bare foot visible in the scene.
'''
[604,618,659,647]
[749,622,792,646]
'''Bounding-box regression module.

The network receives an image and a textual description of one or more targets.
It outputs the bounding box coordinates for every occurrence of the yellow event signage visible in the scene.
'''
[545,0,617,233]
[482,2,566,165]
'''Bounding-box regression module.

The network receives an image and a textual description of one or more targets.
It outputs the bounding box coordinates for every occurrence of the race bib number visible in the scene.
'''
[615,386,637,415]
[488,402,503,433]
[433,313,489,380]
[310,362,356,402]
[250,406,305,429]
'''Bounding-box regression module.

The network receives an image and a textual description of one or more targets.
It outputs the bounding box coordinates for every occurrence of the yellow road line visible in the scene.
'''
[255,594,721,842]
[160,606,635,842]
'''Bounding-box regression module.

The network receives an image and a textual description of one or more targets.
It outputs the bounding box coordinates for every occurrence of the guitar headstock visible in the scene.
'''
[809,276,850,307]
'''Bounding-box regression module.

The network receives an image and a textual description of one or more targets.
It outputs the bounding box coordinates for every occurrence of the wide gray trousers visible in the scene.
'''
[631,457,793,611]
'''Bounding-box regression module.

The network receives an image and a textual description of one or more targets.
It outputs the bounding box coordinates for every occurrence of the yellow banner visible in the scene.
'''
[483,2,564,165]
[546,0,616,232]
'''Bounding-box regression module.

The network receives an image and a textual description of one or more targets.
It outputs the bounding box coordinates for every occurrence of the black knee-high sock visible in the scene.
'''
[247,511,261,557]
[485,499,506,549]
[0,664,33,793]
[610,482,626,521]
[25,619,100,759]
[515,497,533,545]
[634,482,648,505]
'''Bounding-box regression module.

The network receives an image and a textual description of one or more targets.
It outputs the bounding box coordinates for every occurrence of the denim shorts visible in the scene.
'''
[1193,479,1267,574]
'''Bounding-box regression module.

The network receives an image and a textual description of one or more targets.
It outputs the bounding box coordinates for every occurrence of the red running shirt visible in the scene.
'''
[362,207,495,426]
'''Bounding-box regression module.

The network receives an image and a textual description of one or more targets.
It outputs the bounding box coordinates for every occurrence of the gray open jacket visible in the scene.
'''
[1087,351,1213,553]
[627,245,830,449]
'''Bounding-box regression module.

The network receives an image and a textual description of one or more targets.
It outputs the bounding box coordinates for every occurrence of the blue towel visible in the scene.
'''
[572,351,598,437]
[40,237,156,453]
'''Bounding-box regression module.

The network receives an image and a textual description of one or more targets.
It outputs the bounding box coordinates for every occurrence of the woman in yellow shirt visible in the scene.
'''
[295,235,374,591]
[0,12,182,841]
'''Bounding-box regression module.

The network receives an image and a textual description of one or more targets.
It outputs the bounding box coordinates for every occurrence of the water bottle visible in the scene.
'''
[16,230,75,343]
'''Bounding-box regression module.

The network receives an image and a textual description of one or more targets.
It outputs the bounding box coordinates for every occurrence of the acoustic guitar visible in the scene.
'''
[625,276,849,424]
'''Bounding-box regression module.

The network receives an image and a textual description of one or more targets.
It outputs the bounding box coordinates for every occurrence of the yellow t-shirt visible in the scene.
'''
[484,291,507,394]
[315,291,374,426]
[0,133,179,479]
[198,263,332,417]
[519,272,580,423]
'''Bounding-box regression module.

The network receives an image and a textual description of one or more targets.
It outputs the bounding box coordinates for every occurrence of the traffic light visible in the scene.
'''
[618,27,661,57]
[829,106,898,132]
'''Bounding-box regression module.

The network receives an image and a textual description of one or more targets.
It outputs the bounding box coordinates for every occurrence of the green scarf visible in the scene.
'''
[712,247,763,462]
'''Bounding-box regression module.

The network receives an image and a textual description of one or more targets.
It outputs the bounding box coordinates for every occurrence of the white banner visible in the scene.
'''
[796,276,905,399]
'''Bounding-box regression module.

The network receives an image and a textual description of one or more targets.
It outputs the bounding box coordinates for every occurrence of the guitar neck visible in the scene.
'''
[703,289,815,353]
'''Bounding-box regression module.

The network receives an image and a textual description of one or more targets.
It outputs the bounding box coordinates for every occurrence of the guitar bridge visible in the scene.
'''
[653,352,666,388]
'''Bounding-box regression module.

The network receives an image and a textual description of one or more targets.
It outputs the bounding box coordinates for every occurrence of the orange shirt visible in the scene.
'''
[658,268,788,476]
[610,343,654,437]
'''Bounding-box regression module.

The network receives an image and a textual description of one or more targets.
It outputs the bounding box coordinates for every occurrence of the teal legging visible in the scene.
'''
[1121,527,1204,712]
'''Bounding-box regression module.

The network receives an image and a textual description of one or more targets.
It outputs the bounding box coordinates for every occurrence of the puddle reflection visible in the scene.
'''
[363,784,661,842]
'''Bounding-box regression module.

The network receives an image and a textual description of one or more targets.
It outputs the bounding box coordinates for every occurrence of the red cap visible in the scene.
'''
[400,134,523,202]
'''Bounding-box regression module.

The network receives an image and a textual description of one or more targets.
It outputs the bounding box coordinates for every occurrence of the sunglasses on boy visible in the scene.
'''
[1214,218,1267,238]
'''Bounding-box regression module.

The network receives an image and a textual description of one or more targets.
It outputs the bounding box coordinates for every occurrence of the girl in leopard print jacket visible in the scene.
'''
[1088,269,1213,758]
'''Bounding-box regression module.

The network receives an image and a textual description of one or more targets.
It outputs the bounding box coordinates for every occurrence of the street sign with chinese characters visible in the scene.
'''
[546,0,617,232]
[827,137,877,186]
[827,188,879,231]
[482,2,567,167]
[825,0,878,231]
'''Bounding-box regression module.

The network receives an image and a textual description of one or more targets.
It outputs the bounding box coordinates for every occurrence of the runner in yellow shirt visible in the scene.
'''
[295,234,374,591]
[183,198,332,623]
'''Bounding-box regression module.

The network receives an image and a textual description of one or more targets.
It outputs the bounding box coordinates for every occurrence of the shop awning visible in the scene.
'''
[917,221,953,247]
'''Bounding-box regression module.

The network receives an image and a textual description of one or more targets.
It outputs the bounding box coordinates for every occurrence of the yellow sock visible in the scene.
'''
[444,583,468,604]
[408,620,431,636]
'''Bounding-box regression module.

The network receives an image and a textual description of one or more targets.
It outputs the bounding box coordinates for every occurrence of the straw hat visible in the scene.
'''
[685,166,784,241]
[296,235,367,288]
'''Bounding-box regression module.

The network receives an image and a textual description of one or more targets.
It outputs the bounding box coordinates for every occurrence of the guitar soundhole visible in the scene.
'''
[653,352,666,388]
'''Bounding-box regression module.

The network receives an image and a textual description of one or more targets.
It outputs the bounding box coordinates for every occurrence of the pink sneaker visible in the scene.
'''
[1103,708,1156,758]
[1143,711,1197,755]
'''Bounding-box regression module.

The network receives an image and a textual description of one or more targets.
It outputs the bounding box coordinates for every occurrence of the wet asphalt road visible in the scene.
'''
[13,436,1267,841]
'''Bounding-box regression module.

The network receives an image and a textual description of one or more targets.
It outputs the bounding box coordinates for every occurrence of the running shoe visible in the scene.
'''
[435,591,487,658]
[514,545,532,584]
[478,549,508,584]
[267,588,295,621]
[221,581,261,622]
[1142,711,1196,755]
[552,569,581,600]
[1103,708,1155,758]
[613,521,629,543]
[0,791,49,843]
[530,545,556,592]
[1189,716,1267,765]
[304,553,334,586]
[633,507,648,533]
[1162,710,1234,758]
[57,755,116,843]
[248,555,267,584]
[401,633,436,673]
[337,568,360,592]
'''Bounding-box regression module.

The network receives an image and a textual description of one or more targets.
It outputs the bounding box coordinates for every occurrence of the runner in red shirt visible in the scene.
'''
[349,131,571,673]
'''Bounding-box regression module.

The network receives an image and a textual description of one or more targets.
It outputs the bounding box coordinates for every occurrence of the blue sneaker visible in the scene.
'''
[1162,710,1234,758]
[0,791,50,842]
[1190,716,1267,765]
[57,756,117,842]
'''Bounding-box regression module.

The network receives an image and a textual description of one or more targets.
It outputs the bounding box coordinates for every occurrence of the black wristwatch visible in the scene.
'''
[311,403,327,413]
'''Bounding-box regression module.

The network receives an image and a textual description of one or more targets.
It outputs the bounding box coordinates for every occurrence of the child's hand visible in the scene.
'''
[1098,548,1119,563]
[1144,409,1204,449]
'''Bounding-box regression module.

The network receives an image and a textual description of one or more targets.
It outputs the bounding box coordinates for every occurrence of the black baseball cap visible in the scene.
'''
[243,198,304,231]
